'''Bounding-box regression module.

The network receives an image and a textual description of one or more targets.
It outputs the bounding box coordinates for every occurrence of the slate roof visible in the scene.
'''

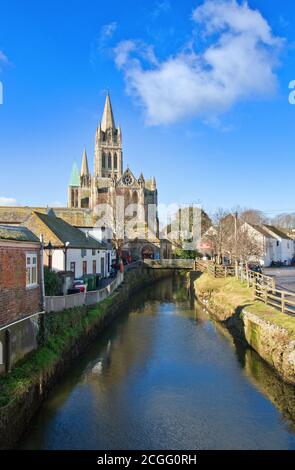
[250,224,275,238]
[34,211,106,249]
[0,225,40,243]
[263,224,293,240]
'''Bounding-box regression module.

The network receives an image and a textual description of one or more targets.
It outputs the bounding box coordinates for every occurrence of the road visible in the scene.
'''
[263,267,295,293]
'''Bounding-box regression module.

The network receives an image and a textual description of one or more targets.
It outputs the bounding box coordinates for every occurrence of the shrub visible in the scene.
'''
[173,248,200,259]
[44,267,62,296]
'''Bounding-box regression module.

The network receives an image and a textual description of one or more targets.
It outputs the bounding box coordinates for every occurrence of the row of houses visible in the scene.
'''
[0,209,115,374]
[245,223,295,267]
[200,221,295,267]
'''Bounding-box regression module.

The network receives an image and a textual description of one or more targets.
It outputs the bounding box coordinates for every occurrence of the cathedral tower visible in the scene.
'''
[94,93,123,179]
[67,92,159,250]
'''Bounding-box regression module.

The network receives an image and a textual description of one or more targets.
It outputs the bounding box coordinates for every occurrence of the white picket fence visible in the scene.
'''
[45,272,124,313]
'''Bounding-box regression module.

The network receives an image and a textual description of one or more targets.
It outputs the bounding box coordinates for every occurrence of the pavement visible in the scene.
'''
[263,267,295,293]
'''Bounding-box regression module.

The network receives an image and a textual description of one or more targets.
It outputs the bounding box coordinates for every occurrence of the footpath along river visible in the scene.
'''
[20,275,295,450]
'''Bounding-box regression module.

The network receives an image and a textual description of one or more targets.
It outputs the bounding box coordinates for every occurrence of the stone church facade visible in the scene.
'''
[67,93,165,259]
[0,94,171,260]
[68,94,158,221]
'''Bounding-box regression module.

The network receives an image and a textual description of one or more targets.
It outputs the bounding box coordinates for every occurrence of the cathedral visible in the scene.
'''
[67,93,163,258]
[0,93,171,260]
[68,94,157,208]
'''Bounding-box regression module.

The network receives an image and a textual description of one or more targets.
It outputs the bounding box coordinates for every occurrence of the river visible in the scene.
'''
[20,275,295,450]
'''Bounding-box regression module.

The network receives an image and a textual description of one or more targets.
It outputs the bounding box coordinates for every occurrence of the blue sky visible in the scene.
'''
[0,0,295,216]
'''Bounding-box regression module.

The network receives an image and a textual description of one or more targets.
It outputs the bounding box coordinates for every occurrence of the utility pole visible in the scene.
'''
[234,211,238,277]
[39,235,46,311]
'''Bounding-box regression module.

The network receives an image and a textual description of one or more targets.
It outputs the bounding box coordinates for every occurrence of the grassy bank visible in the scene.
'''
[0,297,112,409]
[0,267,173,449]
[194,273,295,384]
[195,273,295,337]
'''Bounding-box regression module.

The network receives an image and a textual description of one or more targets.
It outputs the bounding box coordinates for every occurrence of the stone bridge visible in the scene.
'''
[143,259,195,270]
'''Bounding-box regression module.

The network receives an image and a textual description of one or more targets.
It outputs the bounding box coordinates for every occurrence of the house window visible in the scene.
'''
[81,248,87,257]
[83,260,87,275]
[93,260,97,274]
[114,153,118,169]
[92,249,96,256]
[277,241,279,246]
[70,262,76,277]
[108,153,112,169]
[26,253,38,287]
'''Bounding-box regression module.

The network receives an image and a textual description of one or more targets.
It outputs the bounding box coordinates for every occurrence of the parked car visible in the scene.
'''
[67,287,81,295]
[247,263,262,274]
[73,279,87,293]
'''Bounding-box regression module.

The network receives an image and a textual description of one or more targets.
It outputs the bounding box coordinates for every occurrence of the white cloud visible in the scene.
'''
[0,51,8,64]
[90,22,118,64]
[98,22,117,50]
[0,51,8,73]
[152,0,171,18]
[114,0,283,125]
[101,22,117,39]
[0,197,17,206]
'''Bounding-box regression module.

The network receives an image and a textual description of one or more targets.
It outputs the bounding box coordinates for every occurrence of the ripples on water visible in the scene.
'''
[20,275,295,450]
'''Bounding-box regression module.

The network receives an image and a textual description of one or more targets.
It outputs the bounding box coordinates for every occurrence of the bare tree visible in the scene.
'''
[239,208,268,225]
[204,209,264,265]
[236,224,264,264]
[272,213,295,230]
[204,209,232,263]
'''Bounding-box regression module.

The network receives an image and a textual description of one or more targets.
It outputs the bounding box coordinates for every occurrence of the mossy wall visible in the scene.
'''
[0,266,173,449]
[193,272,295,386]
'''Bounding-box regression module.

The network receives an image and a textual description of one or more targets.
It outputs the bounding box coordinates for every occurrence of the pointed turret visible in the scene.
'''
[81,148,89,177]
[138,172,145,187]
[69,162,80,187]
[151,176,156,190]
[101,93,115,131]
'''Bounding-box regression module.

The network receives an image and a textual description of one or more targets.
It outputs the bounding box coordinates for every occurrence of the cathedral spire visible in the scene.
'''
[81,148,89,177]
[101,92,115,131]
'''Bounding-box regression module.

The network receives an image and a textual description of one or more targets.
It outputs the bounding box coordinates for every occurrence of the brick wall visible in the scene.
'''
[0,245,41,328]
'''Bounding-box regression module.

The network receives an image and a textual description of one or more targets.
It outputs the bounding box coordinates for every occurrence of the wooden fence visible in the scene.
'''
[195,259,295,316]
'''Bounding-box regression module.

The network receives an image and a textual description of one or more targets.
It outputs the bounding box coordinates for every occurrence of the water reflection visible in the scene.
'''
[20,275,295,450]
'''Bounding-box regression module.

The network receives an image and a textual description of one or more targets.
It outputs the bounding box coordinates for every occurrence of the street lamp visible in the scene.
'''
[44,241,54,271]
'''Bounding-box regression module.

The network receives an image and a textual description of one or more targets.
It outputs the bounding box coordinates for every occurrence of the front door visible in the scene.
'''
[83,260,87,275]
[70,262,76,277]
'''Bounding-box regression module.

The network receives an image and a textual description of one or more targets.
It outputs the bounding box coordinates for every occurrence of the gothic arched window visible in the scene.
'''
[108,153,112,169]
[102,153,106,169]
[132,191,138,203]
[114,153,118,170]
